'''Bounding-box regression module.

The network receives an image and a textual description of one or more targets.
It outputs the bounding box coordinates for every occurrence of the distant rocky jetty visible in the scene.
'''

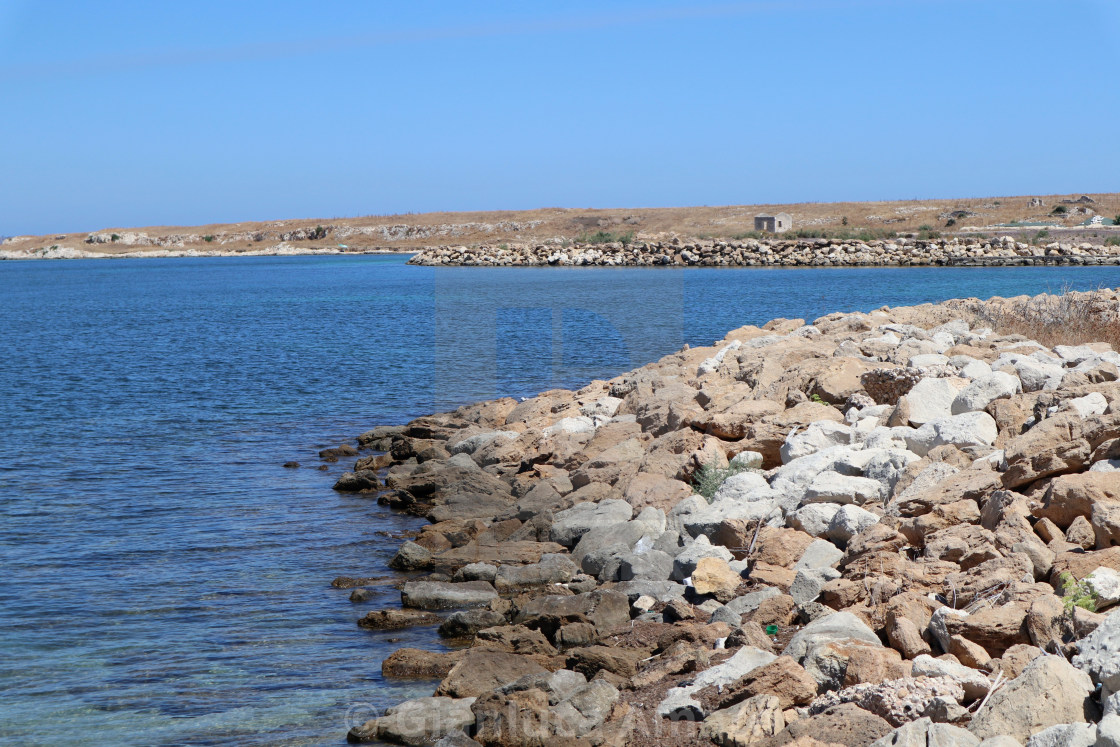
[407,236,1120,267]
[327,289,1120,746]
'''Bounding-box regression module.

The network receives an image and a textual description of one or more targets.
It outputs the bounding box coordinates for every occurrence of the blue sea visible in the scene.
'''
[2,254,1119,746]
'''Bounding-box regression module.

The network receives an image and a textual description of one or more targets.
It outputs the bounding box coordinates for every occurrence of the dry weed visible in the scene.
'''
[969,288,1120,350]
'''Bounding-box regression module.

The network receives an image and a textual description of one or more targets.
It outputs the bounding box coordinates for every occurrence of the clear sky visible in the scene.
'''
[1,0,1117,236]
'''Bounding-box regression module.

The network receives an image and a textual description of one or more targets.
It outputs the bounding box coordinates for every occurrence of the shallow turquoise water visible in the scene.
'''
[2,255,1119,746]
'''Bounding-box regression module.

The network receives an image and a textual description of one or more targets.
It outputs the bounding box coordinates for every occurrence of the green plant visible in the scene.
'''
[945,218,956,227]
[841,216,849,226]
[580,230,635,245]
[809,393,828,405]
[1034,229,1050,243]
[202,235,215,242]
[1113,214,1120,226]
[498,243,509,251]
[1052,205,1068,215]
[1059,572,1098,613]
[309,225,327,240]
[691,460,754,502]
[110,233,120,242]
[1106,236,1120,247]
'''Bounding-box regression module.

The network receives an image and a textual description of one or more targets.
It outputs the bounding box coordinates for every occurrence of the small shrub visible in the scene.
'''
[1034,229,1050,243]
[1052,205,1068,215]
[1059,572,1098,613]
[841,216,849,226]
[580,230,635,245]
[1106,236,1120,247]
[110,233,120,242]
[809,393,828,405]
[945,218,956,227]
[309,225,327,240]
[692,460,754,502]
[1114,214,1120,226]
[968,287,1120,351]
[202,235,215,243]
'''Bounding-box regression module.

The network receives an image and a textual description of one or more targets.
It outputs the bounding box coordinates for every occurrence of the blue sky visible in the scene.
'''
[1,0,1117,235]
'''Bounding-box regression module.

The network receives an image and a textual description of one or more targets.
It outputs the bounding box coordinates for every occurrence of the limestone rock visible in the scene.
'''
[968,655,1096,742]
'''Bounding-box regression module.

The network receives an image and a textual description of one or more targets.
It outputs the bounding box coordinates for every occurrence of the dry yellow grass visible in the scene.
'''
[966,289,1120,351]
[4,192,1119,255]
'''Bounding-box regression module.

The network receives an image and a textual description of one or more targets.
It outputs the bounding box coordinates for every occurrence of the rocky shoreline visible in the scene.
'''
[407,237,1120,267]
[0,244,405,260]
[327,289,1120,747]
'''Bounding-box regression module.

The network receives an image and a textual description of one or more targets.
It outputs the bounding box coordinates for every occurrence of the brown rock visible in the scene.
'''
[566,645,647,679]
[1033,517,1062,543]
[435,648,548,698]
[944,554,1034,608]
[475,625,559,656]
[761,702,892,747]
[944,603,1030,658]
[745,594,797,627]
[749,562,796,592]
[701,694,785,747]
[749,527,817,567]
[357,608,441,630]
[887,617,932,659]
[841,645,912,687]
[1025,594,1069,654]
[1050,547,1120,586]
[1092,501,1120,549]
[993,643,1044,679]
[381,648,466,678]
[693,557,744,599]
[1002,413,1093,488]
[718,656,819,710]
[621,472,693,513]
[949,634,993,670]
[923,524,1001,570]
[1066,515,1096,549]
[726,622,777,654]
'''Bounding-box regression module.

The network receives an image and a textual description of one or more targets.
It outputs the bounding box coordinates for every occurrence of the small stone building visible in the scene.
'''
[754,212,792,233]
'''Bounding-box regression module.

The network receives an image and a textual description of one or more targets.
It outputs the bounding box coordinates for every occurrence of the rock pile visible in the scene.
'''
[337,289,1120,746]
[407,236,1120,268]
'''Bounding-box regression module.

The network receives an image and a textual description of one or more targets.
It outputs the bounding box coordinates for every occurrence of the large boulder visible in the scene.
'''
[549,499,634,547]
[783,611,883,662]
[951,372,1023,415]
[700,694,785,747]
[400,581,498,610]
[347,696,476,745]
[435,649,548,698]
[904,412,997,457]
[968,655,1096,742]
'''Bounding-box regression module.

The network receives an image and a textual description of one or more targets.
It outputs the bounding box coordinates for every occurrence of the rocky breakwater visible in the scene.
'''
[407,236,1120,268]
[334,289,1120,746]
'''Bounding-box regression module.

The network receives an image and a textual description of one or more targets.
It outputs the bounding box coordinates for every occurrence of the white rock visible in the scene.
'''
[905,412,998,457]
[656,646,775,719]
[579,396,623,420]
[863,448,923,493]
[994,353,1064,392]
[1025,722,1098,747]
[788,503,842,538]
[1091,460,1120,473]
[951,372,1023,414]
[729,450,764,470]
[803,472,885,506]
[448,430,519,455]
[1086,567,1120,610]
[542,416,596,437]
[783,611,882,662]
[824,504,880,544]
[909,353,951,368]
[1066,392,1108,419]
[712,470,771,501]
[698,340,742,375]
[780,421,853,463]
[905,377,970,425]
[912,654,991,700]
[929,607,968,653]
